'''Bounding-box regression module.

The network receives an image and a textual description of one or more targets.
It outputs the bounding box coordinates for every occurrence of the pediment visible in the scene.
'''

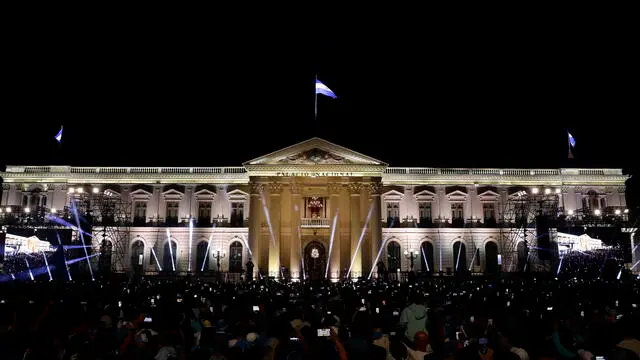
[447,190,468,202]
[227,189,249,201]
[477,190,500,202]
[415,189,436,202]
[130,188,153,201]
[243,137,387,166]
[162,189,184,200]
[382,190,404,202]
[194,189,216,201]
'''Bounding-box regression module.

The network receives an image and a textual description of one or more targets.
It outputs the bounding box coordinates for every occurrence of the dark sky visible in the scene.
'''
[1,19,637,211]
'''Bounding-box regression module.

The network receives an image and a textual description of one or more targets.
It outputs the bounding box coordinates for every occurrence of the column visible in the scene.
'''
[328,183,342,279]
[290,182,303,279]
[368,181,383,278]
[248,182,264,276]
[1,184,9,206]
[346,182,362,279]
[268,182,283,278]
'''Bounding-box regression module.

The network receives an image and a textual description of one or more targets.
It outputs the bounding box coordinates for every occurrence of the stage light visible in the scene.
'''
[594,209,601,216]
[92,187,100,194]
[555,188,561,194]
[568,210,574,215]
[531,187,539,194]
[68,187,75,194]
[77,187,84,193]
[624,209,629,213]
[544,188,551,194]
[24,207,30,213]
[615,209,621,215]
[51,208,57,213]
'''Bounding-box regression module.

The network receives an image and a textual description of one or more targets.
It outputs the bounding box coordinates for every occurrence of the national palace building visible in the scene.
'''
[0,138,633,280]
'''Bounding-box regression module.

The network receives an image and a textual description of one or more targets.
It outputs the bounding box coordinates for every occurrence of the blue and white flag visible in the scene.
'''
[315,79,337,99]
[54,126,63,143]
[568,132,576,148]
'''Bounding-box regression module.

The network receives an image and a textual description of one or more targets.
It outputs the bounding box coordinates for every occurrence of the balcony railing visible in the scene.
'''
[300,218,330,228]
[4,166,248,174]
[383,167,624,176]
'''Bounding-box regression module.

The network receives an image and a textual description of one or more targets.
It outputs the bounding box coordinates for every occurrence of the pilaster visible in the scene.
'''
[290,182,303,279]
[327,182,342,279]
[346,182,362,279]
[248,182,264,275]
[368,181,383,278]
[268,182,283,277]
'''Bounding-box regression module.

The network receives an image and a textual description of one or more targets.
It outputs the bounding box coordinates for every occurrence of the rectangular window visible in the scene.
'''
[198,202,212,225]
[231,202,244,227]
[451,203,464,220]
[482,203,495,220]
[166,202,179,224]
[198,202,211,219]
[134,202,147,219]
[419,203,432,219]
[386,203,399,218]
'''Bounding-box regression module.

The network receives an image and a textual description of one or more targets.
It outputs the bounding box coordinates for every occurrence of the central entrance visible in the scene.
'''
[304,241,327,281]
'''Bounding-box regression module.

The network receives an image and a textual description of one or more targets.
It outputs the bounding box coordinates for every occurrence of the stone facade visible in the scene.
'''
[0,138,631,279]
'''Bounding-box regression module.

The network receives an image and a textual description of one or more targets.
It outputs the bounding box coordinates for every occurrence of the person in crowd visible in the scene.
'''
[609,315,640,360]
[404,331,433,360]
[496,330,528,360]
[551,316,590,359]
[400,292,429,343]
[0,246,637,360]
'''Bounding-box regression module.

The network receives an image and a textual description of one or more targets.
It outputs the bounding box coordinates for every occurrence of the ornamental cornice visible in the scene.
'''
[249,182,265,194]
[0,172,249,184]
[327,183,342,195]
[290,183,303,195]
[381,174,629,187]
[368,182,383,195]
[2,184,9,190]
[345,182,363,194]
[243,164,387,176]
[268,182,284,194]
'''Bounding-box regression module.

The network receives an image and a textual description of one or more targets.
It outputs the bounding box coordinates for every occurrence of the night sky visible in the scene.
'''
[2,20,637,214]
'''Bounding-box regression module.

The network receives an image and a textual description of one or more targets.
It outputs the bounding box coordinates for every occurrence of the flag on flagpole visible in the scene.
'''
[54,126,63,143]
[315,77,337,120]
[568,132,576,148]
[315,79,337,99]
[567,131,575,159]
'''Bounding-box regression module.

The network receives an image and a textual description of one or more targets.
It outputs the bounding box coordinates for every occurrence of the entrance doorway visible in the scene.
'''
[304,241,326,281]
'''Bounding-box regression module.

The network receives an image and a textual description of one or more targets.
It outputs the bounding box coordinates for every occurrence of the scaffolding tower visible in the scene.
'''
[498,187,561,273]
[73,188,132,275]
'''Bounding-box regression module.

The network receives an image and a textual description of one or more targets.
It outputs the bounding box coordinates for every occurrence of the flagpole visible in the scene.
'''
[314,74,318,120]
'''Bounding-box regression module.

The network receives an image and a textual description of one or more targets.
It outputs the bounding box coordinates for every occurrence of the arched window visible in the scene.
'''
[196,241,209,272]
[387,241,401,272]
[452,241,467,272]
[485,242,499,273]
[131,240,144,270]
[229,241,243,272]
[163,240,178,272]
[420,242,434,273]
[99,240,113,273]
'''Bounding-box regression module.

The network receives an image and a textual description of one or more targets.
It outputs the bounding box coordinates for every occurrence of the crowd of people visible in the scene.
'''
[0,254,639,360]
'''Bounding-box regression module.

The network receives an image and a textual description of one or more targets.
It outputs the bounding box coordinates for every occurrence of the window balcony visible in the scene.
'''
[300,217,330,228]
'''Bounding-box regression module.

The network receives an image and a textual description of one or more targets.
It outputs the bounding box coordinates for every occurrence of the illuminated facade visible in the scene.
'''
[0,138,632,279]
